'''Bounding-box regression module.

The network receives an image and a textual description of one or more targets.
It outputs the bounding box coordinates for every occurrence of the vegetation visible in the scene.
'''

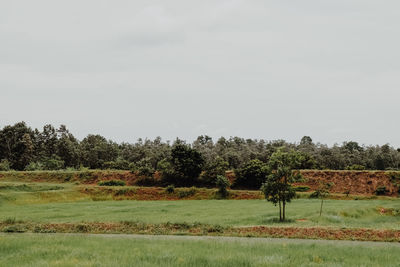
[293,186,310,192]
[375,186,388,196]
[261,150,303,221]
[1,234,399,267]
[215,175,230,198]
[1,190,399,230]
[234,159,269,189]
[98,180,126,186]
[314,182,334,216]
[0,123,399,190]
[161,144,204,187]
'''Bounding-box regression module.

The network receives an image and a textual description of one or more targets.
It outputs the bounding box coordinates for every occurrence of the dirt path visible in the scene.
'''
[2,232,399,247]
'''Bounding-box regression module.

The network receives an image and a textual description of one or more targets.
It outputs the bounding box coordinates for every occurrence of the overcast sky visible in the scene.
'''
[1,0,399,146]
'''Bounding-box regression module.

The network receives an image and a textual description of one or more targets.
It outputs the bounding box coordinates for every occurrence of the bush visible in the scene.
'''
[233,159,269,189]
[25,162,44,171]
[345,164,366,170]
[199,157,229,187]
[98,180,126,186]
[165,185,175,194]
[0,160,10,171]
[177,187,197,198]
[375,186,388,196]
[42,158,65,170]
[102,159,130,170]
[161,144,204,187]
[293,186,310,192]
[309,191,320,198]
[215,175,230,198]
[25,158,64,171]
[130,158,155,177]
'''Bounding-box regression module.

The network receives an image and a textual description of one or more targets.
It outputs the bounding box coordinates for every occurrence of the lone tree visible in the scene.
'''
[314,181,334,216]
[261,149,303,222]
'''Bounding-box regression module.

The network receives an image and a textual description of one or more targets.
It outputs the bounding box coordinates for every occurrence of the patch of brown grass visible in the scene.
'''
[1,220,399,242]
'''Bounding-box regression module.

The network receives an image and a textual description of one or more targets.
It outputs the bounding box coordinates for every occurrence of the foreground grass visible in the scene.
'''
[0,234,399,266]
[1,198,399,229]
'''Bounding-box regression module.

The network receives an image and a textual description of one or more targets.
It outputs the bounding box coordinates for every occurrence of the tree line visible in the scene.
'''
[0,122,399,187]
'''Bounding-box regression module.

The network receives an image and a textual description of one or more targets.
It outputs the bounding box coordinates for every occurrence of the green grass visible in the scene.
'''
[0,182,89,205]
[1,198,399,229]
[0,234,398,266]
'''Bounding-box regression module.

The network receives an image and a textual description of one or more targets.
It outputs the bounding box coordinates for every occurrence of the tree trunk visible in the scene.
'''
[319,198,324,216]
[279,200,282,221]
[282,199,286,221]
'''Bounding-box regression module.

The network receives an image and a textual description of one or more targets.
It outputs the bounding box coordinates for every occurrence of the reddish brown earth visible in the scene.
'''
[1,221,399,242]
[1,170,398,196]
[296,170,399,196]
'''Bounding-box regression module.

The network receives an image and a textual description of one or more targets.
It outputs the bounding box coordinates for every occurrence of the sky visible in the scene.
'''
[1,0,399,147]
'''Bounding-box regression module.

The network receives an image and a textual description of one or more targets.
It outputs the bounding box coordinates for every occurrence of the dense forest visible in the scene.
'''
[0,122,399,187]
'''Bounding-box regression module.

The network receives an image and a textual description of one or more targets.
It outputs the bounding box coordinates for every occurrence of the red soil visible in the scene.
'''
[296,170,398,196]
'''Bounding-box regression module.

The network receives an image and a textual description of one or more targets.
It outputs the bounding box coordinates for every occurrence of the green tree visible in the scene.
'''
[0,122,35,170]
[79,134,118,169]
[36,124,58,159]
[130,157,155,177]
[200,156,229,186]
[56,125,79,168]
[162,144,204,186]
[215,175,230,198]
[261,149,303,222]
[234,159,269,189]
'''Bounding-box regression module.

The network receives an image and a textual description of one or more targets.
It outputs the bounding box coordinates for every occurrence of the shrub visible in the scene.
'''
[42,158,65,170]
[293,186,310,192]
[177,187,197,198]
[130,158,155,177]
[165,185,175,194]
[98,180,126,186]
[215,175,230,198]
[234,159,269,189]
[102,159,130,170]
[309,191,320,198]
[2,225,26,233]
[0,160,10,171]
[205,224,224,233]
[25,162,44,171]
[161,144,204,187]
[375,186,388,196]
[344,189,351,197]
[199,156,229,187]
[3,217,16,224]
[24,158,64,171]
[114,188,132,196]
[75,224,89,232]
[345,164,366,170]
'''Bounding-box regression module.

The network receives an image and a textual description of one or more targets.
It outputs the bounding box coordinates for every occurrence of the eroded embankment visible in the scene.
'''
[0,170,399,196]
[297,170,400,196]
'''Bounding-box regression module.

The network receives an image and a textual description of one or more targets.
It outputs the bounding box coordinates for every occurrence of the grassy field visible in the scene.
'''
[0,177,400,266]
[1,198,399,229]
[0,234,399,267]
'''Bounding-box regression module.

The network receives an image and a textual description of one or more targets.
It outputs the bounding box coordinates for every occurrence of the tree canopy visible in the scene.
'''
[0,122,399,188]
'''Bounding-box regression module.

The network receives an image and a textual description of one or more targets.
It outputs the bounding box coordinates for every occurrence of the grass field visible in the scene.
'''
[0,234,399,267]
[1,177,400,265]
[1,198,399,229]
